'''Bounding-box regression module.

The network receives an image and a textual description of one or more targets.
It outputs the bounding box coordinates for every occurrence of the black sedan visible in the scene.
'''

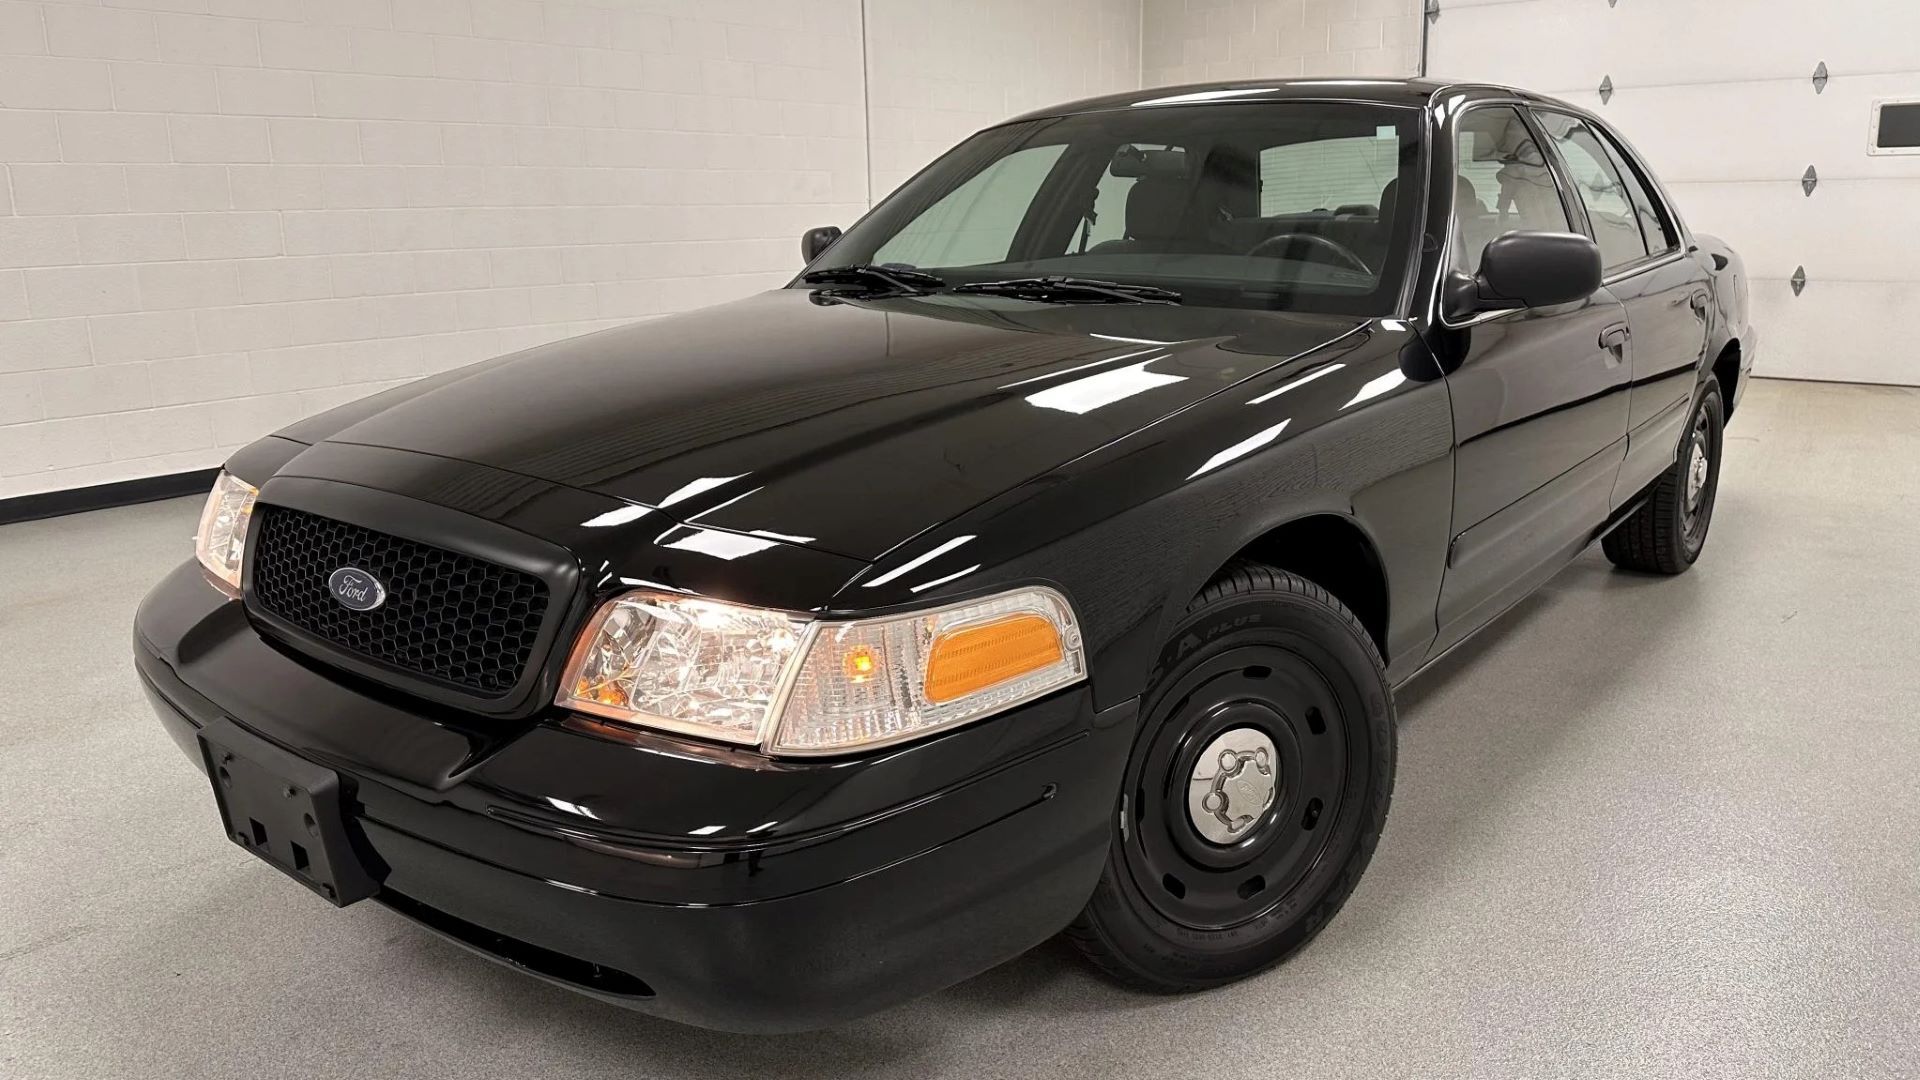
[134,78,1754,1032]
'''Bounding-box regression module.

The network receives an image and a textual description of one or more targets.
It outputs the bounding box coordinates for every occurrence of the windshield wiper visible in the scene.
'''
[949,276,1182,305]
[800,264,947,295]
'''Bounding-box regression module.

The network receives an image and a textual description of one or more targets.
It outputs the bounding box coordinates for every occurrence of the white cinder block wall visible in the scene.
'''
[0,0,871,499]
[1,0,1392,500]
[863,0,1141,197]
[1142,0,1420,86]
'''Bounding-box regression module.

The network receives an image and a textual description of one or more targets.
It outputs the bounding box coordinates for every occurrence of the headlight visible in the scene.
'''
[558,592,808,745]
[194,470,258,593]
[556,586,1085,755]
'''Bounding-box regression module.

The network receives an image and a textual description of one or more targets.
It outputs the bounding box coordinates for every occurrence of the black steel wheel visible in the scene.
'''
[1603,378,1725,574]
[1067,561,1395,990]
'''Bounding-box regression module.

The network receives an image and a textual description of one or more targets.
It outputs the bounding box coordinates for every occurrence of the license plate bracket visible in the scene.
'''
[198,717,381,907]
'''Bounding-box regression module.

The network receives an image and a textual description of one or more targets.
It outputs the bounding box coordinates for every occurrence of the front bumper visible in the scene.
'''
[136,561,1135,1032]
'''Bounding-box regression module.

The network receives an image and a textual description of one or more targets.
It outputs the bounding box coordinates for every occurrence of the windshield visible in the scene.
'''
[806,102,1423,315]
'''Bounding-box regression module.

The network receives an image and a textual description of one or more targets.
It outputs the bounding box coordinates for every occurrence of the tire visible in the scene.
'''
[1066,561,1395,991]
[1603,379,1725,575]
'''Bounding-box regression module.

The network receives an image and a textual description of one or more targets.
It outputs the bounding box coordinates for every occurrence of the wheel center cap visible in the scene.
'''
[1187,727,1279,845]
[1686,444,1708,504]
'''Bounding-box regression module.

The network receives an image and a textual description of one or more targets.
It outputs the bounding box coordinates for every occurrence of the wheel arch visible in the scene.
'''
[1174,511,1392,661]
[1711,338,1742,419]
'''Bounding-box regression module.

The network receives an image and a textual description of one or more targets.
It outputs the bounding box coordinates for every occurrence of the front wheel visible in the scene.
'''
[1603,379,1724,574]
[1066,562,1395,991]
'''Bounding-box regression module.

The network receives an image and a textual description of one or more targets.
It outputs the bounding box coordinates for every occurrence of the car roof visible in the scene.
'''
[1000,78,1563,125]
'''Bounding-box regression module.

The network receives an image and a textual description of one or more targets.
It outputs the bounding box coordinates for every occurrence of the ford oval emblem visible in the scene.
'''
[327,566,387,612]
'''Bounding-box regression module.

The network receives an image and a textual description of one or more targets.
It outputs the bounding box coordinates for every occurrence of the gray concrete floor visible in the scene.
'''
[2,378,1917,1079]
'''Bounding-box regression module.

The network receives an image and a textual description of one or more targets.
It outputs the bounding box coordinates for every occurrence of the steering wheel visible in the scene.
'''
[1246,232,1372,274]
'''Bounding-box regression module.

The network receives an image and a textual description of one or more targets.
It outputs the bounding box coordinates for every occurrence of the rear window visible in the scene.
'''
[1259,131,1401,216]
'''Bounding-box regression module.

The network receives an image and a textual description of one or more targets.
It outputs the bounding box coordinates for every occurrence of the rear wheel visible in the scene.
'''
[1603,379,1724,574]
[1067,562,1395,990]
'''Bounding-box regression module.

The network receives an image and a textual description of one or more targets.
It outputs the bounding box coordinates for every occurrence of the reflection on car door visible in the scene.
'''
[1532,109,1713,509]
[1431,105,1632,656]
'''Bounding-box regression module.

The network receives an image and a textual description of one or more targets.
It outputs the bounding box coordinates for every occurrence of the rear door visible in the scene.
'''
[1432,103,1632,653]
[1532,109,1711,507]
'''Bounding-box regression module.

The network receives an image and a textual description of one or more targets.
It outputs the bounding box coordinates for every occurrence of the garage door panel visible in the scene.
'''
[1749,278,1920,385]
[1592,0,1920,87]
[1427,2,1616,92]
[1431,0,1920,386]
[1432,0,1920,92]
[1603,76,1920,185]
[1431,1,1795,93]
[1670,179,1920,283]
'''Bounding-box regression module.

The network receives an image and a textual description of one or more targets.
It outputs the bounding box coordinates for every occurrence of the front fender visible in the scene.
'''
[836,324,1455,709]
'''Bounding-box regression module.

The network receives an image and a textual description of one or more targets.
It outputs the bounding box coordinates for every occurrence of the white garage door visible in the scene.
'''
[1428,0,1920,386]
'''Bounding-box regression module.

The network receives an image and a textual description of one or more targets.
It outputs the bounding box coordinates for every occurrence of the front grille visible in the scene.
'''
[248,505,551,697]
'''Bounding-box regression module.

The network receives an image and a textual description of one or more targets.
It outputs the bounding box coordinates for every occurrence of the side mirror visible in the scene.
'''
[1446,231,1602,318]
[800,225,842,263]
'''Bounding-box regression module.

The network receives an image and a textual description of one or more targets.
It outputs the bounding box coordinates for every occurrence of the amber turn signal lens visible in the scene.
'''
[923,614,1064,704]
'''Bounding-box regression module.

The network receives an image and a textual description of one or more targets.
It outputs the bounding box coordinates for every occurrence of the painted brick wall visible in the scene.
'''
[1142,0,1420,86]
[862,0,1142,199]
[0,0,870,499]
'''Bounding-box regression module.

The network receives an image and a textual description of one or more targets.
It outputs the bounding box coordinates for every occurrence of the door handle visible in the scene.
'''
[1599,323,1630,350]
[1690,291,1710,313]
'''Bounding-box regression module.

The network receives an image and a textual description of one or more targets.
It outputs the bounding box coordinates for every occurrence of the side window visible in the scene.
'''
[1260,132,1399,215]
[1594,130,1678,255]
[1535,112,1650,272]
[874,143,1067,268]
[1451,106,1570,275]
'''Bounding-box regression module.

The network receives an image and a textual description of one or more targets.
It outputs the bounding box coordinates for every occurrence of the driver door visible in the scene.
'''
[1431,104,1632,655]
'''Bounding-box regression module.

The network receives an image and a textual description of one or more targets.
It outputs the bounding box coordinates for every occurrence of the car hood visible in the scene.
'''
[281,289,1369,562]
